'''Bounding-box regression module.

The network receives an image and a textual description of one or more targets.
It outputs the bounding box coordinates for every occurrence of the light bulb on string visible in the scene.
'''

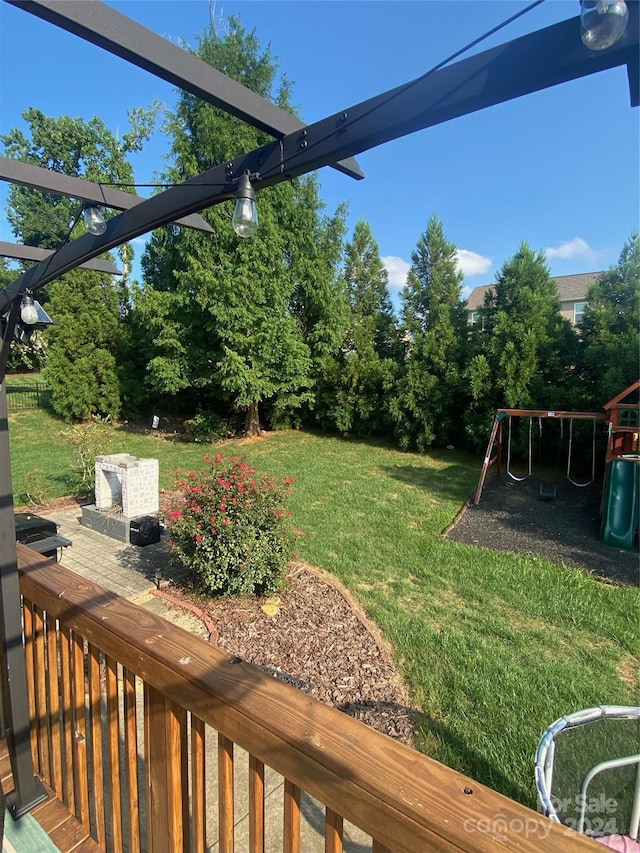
[580,0,628,50]
[232,173,258,238]
[82,203,107,236]
[20,292,39,325]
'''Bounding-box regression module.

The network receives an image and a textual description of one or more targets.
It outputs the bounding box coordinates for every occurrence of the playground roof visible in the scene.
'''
[603,380,640,410]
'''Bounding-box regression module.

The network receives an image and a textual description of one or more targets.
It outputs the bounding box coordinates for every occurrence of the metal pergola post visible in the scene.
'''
[0,380,47,817]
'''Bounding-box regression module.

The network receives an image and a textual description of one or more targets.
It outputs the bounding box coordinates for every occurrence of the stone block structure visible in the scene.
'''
[94,454,159,517]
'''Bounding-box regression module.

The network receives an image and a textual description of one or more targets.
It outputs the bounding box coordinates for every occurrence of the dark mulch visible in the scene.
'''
[174,566,417,745]
[445,474,639,587]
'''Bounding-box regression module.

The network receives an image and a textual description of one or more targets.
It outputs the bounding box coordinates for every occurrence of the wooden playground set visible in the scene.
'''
[474,381,640,551]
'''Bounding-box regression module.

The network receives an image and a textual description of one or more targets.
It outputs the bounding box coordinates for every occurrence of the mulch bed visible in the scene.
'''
[171,566,417,746]
[444,474,639,587]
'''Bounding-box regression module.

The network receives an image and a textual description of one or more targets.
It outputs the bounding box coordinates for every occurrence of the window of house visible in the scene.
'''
[573,301,588,324]
[471,311,484,330]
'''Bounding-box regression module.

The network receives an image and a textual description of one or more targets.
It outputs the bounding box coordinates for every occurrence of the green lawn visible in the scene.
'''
[7,408,639,808]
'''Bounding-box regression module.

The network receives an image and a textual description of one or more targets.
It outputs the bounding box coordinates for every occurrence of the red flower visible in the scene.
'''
[188,471,196,478]
[195,534,203,542]
[222,518,231,526]
[204,454,211,462]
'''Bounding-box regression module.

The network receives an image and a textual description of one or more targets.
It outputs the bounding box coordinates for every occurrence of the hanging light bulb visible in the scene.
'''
[580,0,629,50]
[82,203,107,236]
[20,292,39,325]
[232,172,258,238]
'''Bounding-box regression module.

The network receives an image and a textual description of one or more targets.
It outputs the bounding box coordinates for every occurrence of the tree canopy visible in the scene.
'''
[1,108,155,419]
[580,232,640,409]
[391,214,467,450]
[138,18,347,433]
[464,242,578,445]
[322,220,399,436]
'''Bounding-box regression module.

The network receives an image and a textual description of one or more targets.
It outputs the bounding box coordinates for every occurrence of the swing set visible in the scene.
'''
[474,408,608,506]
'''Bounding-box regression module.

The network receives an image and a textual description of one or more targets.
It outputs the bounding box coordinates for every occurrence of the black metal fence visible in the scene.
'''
[6,382,51,411]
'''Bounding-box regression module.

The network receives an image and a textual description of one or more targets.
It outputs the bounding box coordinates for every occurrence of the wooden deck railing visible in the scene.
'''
[16,544,596,852]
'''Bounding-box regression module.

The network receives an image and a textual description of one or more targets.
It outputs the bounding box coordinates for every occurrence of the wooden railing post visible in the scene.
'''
[144,684,188,853]
[283,779,301,853]
[249,754,265,853]
[218,733,234,853]
[325,807,343,853]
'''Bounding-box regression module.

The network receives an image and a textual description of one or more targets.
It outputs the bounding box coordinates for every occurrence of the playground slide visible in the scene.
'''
[600,458,640,550]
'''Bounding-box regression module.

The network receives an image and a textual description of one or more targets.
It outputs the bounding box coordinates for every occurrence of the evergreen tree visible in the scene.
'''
[323,220,399,435]
[138,19,346,433]
[390,214,467,450]
[285,179,349,428]
[579,232,640,408]
[464,242,578,446]
[42,268,123,421]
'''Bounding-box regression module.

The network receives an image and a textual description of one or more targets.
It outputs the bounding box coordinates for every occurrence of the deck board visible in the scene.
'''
[0,740,102,853]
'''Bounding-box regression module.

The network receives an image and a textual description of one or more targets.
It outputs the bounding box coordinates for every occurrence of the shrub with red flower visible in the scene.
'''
[168,454,295,597]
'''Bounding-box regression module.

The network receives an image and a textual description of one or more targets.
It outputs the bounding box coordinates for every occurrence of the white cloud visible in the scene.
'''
[545,237,596,262]
[382,255,411,290]
[455,249,492,277]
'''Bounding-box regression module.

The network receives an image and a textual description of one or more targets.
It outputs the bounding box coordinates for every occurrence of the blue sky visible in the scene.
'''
[1,0,638,300]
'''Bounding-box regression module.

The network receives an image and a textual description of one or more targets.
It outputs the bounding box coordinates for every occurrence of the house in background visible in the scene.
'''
[466,271,603,329]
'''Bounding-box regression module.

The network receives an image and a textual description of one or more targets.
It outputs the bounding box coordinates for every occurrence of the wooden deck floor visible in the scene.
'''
[1,740,102,853]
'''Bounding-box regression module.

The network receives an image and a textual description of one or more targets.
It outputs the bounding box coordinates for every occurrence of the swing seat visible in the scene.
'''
[539,483,557,501]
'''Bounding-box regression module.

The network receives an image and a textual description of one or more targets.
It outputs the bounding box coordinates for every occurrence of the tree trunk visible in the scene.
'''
[245,401,261,436]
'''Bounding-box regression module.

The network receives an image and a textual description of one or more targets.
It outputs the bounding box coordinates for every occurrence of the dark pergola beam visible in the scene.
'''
[0,241,122,275]
[0,156,215,234]
[6,0,364,182]
[1,5,637,313]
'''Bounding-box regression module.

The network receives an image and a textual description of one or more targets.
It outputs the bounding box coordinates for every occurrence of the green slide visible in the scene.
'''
[600,458,640,550]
